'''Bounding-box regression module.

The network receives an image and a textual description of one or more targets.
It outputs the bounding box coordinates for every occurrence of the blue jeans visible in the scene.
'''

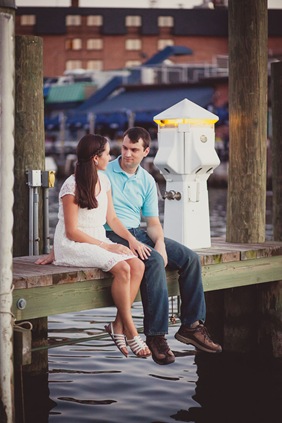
[106,228,206,336]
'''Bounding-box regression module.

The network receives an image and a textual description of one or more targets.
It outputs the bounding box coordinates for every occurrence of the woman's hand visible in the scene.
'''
[103,243,133,256]
[35,250,55,265]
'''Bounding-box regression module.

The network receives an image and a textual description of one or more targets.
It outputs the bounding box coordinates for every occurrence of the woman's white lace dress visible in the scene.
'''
[53,173,135,272]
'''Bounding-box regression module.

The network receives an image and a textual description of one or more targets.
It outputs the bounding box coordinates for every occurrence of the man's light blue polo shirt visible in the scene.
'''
[104,156,159,230]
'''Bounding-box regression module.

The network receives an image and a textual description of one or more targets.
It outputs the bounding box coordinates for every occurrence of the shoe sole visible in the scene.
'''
[146,341,176,365]
[150,354,175,365]
[175,332,222,353]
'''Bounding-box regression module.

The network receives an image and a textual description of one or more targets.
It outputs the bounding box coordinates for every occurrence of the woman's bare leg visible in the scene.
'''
[109,260,149,356]
[110,261,139,337]
[114,257,144,327]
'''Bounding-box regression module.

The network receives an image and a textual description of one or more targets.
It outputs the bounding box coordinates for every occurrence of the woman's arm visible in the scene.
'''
[63,194,133,256]
[106,190,151,260]
[63,194,103,245]
[35,195,99,265]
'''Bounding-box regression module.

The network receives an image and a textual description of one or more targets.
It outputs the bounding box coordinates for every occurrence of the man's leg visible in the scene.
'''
[164,237,222,353]
[164,237,206,325]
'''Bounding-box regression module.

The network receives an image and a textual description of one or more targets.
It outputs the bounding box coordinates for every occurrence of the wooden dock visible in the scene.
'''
[12,238,282,322]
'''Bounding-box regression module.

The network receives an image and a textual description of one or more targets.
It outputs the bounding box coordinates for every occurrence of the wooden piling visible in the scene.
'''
[14,35,45,257]
[223,286,258,355]
[257,281,282,358]
[258,60,282,359]
[14,35,48,377]
[226,0,268,243]
[271,61,282,241]
[207,0,280,357]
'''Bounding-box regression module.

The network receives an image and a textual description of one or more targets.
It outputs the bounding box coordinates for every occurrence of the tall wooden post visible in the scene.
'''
[255,62,282,359]
[226,0,268,243]
[216,0,269,356]
[14,35,45,257]
[14,36,48,380]
[271,61,282,241]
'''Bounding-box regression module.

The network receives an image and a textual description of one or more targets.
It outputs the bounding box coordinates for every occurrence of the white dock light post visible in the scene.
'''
[154,98,220,249]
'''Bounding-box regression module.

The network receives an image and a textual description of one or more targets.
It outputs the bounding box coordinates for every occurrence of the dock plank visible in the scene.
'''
[201,255,282,292]
[12,239,282,321]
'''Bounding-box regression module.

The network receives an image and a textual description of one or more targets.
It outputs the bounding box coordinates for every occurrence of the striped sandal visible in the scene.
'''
[127,335,151,358]
[104,323,128,357]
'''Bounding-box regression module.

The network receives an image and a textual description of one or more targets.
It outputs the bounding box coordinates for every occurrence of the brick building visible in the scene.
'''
[14,4,282,160]
[15,6,282,78]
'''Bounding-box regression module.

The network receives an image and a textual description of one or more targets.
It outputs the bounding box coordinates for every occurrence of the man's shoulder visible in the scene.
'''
[138,165,155,183]
[107,157,118,172]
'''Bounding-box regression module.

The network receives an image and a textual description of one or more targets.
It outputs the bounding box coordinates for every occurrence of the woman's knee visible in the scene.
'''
[130,258,145,277]
[111,261,131,279]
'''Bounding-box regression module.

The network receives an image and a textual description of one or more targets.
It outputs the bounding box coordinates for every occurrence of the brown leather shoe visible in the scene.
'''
[146,335,175,365]
[175,324,222,353]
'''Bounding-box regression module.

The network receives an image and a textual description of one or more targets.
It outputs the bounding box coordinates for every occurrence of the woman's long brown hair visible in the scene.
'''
[74,134,108,209]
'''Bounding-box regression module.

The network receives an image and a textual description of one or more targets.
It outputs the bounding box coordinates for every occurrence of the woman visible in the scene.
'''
[52,134,151,358]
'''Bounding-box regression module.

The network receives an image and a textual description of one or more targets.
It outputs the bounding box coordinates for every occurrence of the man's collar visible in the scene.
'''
[111,156,123,173]
[113,156,140,176]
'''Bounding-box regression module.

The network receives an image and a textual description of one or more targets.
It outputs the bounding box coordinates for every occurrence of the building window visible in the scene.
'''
[87,15,103,26]
[126,60,141,68]
[87,60,103,71]
[158,16,174,27]
[66,15,81,26]
[125,15,141,27]
[66,38,82,50]
[125,39,141,51]
[158,39,174,50]
[87,39,103,50]
[66,60,82,70]
[20,15,36,25]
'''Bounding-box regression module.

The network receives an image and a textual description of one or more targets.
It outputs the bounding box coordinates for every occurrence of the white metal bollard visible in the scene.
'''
[154,98,220,249]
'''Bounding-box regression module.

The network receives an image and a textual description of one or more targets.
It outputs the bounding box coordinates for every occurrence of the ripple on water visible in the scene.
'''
[46,309,198,422]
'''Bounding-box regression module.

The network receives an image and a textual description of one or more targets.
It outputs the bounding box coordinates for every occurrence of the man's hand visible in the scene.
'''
[128,238,151,260]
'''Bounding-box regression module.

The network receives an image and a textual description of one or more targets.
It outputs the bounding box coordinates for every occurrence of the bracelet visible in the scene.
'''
[98,241,104,247]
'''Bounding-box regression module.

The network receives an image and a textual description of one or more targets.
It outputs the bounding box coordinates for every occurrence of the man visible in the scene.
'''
[37,127,222,365]
[105,127,222,364]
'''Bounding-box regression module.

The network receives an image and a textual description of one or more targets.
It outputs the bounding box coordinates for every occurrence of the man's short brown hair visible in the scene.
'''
[123,127,151,150]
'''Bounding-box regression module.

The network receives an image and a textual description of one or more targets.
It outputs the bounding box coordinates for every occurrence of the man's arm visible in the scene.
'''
[106,190,151,259]
[145,216,168,266]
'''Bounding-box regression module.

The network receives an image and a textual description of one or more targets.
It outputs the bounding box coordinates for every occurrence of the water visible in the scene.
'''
[20,182,281,422]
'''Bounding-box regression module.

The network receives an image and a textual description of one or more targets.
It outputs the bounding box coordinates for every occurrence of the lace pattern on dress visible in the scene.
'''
[60,175,76,198]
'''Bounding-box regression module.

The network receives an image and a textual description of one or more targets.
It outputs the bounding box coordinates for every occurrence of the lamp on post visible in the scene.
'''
[154,98,220,249]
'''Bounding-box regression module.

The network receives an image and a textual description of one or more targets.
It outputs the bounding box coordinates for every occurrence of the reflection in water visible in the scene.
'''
[171,353,282,423]
[18,352,282,423]
[58,397,117,405]
[15,373,56,423]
